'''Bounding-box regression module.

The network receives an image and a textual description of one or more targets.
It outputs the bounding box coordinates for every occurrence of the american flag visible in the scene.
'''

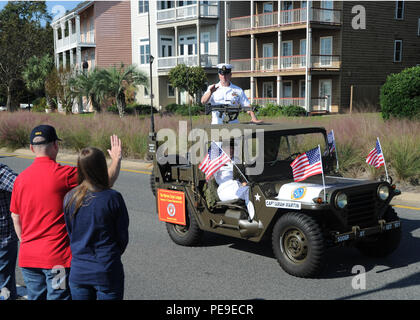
[199,142,231,181]
[366,138,385,168]
[327,130,336,153]
[290,146,323,182]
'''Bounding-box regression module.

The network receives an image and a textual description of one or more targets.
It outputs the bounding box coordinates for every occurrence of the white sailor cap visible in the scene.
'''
[217,63,233,74]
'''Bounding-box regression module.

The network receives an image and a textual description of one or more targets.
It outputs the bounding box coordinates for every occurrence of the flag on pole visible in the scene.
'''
[366,138,385,168]
[199,142,231,181]
[290,147,323,182]
[327,130,336,153]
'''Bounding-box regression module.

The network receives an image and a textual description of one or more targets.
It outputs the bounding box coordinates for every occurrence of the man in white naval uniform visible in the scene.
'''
[213,142,255,221]
[201,63,261,125]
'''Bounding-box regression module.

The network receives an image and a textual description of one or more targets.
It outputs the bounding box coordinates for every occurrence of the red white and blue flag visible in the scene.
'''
[290,146,323,182]
[366,138,385,168]
[327,130,336,153]
[199,142,231,181]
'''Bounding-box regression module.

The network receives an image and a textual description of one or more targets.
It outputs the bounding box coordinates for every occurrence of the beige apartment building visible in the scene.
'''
[226,0,420,113]
[131,0,226,109]
[52,1,132,111]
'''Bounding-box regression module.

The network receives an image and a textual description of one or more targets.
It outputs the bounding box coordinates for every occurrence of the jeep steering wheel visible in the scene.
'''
[285,152,301,161]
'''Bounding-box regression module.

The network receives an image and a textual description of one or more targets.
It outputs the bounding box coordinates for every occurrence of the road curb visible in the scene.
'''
[0,148,153,173]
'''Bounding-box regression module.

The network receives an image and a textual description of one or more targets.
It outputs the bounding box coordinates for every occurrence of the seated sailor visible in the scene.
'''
[213,142,255,221]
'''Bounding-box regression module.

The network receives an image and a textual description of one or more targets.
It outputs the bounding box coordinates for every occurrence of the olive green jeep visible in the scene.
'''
[148,113,401,278]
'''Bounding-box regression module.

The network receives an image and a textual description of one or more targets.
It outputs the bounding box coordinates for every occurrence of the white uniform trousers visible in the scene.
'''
[217,180,255,220]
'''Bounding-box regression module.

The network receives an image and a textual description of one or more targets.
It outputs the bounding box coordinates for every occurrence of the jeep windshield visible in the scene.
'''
[245,129,333,181]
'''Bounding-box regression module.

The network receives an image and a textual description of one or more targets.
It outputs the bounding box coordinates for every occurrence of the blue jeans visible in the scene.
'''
[0,241,17,300]
[69,282,124,300]
[21,267,71,300]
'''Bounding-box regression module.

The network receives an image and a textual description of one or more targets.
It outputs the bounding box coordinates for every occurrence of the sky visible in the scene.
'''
[0,1,83,21]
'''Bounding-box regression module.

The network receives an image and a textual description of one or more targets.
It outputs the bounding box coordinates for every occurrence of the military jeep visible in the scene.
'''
[148,113,401,278]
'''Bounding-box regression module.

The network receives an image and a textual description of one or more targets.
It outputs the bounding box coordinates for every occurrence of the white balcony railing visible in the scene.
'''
[253,97,305,107]
[56,33,78,51]
[157,4,218,23]
[228,7,341,32]
[231,55,339,72]
[255,57,277,71]
[311,55,341,68]
[157,54,218,69]
[253,97,278,106]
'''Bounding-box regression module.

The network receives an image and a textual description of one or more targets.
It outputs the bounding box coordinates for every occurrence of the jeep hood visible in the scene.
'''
[275,176,378,204]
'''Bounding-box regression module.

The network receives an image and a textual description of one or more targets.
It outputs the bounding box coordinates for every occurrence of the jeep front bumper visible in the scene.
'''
[333,219,401,244]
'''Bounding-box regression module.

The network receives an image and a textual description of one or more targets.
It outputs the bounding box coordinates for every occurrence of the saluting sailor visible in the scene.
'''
[201,63,261,125]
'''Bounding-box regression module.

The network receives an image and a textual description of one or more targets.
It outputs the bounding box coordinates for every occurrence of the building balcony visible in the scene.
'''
[55,31,95,53]
[157,54,218,70]
[253,97,305,107]
[157,3,218,24]
[228,7,341,36]
[230,55,340,76]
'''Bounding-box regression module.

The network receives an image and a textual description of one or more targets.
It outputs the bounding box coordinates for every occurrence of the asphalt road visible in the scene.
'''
[2,154,420,300]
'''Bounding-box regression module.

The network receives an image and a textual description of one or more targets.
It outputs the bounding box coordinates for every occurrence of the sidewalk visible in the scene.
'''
[0,147,153,174]
[1,148,418,208]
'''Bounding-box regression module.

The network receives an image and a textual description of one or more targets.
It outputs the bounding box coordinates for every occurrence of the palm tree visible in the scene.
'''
[22,54,55,109]
[99,63,148,117]
[70,68,107,112]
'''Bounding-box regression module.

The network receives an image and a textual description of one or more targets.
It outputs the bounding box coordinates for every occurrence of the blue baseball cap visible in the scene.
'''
[30,125,62,145]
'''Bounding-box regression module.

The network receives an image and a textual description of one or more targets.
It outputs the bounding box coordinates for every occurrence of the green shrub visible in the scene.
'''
[164,103,204,116]
[380,66,420,120]
[256,103,283,117]
[281,105,307,117]
[31,97,47,113]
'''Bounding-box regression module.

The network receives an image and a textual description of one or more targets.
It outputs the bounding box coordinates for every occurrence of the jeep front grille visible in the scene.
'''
[346,189,377,228]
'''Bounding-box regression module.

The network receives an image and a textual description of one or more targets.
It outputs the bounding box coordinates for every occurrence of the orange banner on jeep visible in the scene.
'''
[157,189,186,225]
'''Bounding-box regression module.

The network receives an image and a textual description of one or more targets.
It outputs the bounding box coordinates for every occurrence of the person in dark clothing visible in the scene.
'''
[63,147,129,300]
[0,163,18,300]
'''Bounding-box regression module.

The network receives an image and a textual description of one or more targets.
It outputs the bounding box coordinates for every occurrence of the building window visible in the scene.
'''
[418,18,420,36]
[299,80,306,98]
[282,81,292,98]
[140,39,150,65]
[168,84,175,98]
[202,32,210,54]
[395,1,404,20]
[139,0,149,14]
[394,40,402,62]
[144,86,149,98]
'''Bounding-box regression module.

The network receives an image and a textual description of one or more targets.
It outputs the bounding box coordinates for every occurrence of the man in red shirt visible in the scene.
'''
[10,125,122,300]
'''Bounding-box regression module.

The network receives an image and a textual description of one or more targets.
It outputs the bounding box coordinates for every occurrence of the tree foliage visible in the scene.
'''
[380,66,420,120]
[168,64,207,102]
[98,63,148,117]
[22,54,55,108]
[0,1,53,110]
[45,66,75,113]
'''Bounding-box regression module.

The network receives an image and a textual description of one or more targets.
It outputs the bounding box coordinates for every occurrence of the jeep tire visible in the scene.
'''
[272,212,325,278]
[355,207,401,257]
[166,204,203,246]
[150,172,156,197]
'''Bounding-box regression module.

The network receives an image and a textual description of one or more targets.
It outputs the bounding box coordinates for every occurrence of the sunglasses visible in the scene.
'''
[218,70,231,75]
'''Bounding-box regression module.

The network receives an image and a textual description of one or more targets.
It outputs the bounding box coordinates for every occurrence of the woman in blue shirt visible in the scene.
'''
[64,147,129,300]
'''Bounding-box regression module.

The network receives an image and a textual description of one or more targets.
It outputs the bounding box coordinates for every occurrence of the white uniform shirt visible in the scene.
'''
[206,82,250,124]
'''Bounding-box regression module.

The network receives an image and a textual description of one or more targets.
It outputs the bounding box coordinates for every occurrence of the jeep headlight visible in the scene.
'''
[378,185,390,201]
[335,192,348,209]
